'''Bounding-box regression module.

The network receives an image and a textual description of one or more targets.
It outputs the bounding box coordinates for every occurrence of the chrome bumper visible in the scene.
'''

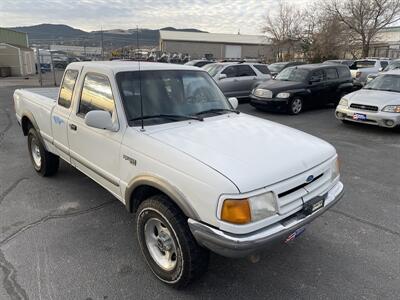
[188,182,344,258]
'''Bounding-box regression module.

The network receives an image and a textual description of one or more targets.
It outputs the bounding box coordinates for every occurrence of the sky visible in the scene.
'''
[0,0,309,34]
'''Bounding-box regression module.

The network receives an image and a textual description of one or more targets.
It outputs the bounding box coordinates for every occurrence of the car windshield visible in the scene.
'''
[384,61,400,71]
[116,70,232,126]
[363,74,400,93]
[275,67,309,82]
[268,63,286,73]
[350,60,375,69]
[203,64,224,77]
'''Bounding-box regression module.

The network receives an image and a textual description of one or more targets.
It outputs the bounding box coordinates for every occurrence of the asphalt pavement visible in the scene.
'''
[0,86,399,299]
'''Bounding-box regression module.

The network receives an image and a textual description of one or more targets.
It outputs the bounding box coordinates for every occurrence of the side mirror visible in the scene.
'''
[85,110,115,131]
[228,97,239,109]
[218,73,227,80]
[379,67,383,72]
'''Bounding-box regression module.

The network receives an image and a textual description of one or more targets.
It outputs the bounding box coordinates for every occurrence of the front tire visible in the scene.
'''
[136,195,209,288]
[27,128,59,176]
[288,97,303,115]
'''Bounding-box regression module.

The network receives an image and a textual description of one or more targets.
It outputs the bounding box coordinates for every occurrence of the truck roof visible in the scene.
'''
[68,61,203,73]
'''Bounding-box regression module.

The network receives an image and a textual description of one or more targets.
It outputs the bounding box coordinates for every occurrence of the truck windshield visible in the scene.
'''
[275,67,309,82]
[116,70,232,126]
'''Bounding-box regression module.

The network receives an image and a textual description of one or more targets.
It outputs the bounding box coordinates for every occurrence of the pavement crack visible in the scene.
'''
[0,248,29,300]
[330,209,400,237]
[0,178,28,206]
[0,201,115,247]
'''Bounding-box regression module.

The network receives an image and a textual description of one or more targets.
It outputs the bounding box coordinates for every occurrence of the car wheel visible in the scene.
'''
[288,97,303,115]
[27,128,59,176]
[136,194,209,288]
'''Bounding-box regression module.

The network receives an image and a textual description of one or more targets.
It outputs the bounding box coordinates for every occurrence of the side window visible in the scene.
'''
[310,70,324,82]
[380,61,389,69]
[338,67,351,78]
[325,68,339,80]
[78,73,115,116]
[58,70,79,108]
[237,65,256,77]
[222,66,238,78]
[253,65,270,74]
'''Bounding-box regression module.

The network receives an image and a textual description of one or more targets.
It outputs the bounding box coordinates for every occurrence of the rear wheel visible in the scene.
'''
[288,97,303,115]
[136,195,209,288]
[27,128,59,176]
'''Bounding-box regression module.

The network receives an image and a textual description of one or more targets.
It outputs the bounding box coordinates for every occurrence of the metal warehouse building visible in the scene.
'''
[159,30,272,61]
[0,28,35,76]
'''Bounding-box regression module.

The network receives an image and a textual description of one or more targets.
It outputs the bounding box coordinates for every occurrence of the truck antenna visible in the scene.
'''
[136,25,145,131]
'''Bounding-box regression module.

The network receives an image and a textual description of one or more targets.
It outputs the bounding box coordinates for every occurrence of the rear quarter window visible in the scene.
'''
[253,65,271,74]
[58,69,79,108]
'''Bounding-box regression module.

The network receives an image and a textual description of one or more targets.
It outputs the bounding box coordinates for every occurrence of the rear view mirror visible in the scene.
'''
[228,97,239,109]
[85,110,115,131]
[218,73,227,80]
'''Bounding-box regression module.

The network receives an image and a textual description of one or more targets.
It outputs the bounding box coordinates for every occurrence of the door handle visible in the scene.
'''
[69,124,77,131]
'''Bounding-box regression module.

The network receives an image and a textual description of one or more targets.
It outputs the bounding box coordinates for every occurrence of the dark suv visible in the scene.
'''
[250,64,353,114]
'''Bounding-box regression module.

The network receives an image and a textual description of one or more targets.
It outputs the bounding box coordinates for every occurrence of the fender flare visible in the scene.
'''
[125,175,200,220]
[21,112,47,149]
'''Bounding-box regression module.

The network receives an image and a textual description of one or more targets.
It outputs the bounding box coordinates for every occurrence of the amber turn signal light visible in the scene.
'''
[221,199,251,224]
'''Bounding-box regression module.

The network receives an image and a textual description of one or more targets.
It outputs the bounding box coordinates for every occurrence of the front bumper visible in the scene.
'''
[249,95,289,111]
[188,181,344,258]
[335,106,400,128]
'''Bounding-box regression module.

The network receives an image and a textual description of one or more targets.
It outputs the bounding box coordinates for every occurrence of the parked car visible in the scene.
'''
[14,61,344,288]
[366,59,400,83]
[250,64,353,114]
[268,61,306,77]
[203,62,271,98]
[349,59,390,87]
[185,59,214,68]
[336,70,400,128]
[323,59,354,67]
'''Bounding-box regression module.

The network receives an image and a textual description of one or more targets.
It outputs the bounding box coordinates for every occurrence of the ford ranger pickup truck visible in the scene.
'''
[14,61,344,288]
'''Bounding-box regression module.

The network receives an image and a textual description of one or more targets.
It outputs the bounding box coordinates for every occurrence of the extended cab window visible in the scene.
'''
[78,73,115,116]
[58,70,78,108]
[325,68,339,80]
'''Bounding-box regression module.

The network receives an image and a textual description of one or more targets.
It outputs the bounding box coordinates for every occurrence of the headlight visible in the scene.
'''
[338,98,348,107]
[253,88,272,98]
[276,92,290,98]
[331,157,340,182]
[382,105,400,113]
[221,192,277,224]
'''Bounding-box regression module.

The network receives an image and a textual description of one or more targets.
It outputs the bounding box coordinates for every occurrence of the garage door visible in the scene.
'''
[225,45,242,59]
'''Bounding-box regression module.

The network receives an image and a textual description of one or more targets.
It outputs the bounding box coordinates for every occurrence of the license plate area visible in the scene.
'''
[353,113,367,121]
[303,194,326,216]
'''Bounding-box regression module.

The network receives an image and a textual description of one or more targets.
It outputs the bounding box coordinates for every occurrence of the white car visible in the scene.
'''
[336,70,400,128]
[350,58,390,87]
[14,61,344,288]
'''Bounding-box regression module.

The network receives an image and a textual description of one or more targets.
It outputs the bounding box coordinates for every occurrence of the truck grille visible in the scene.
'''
[350,103,378,112]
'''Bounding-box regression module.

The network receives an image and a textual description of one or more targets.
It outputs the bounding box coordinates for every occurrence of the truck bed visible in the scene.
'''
[22,87,59,101]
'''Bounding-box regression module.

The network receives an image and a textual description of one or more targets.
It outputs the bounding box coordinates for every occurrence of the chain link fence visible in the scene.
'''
[36,51,64,87]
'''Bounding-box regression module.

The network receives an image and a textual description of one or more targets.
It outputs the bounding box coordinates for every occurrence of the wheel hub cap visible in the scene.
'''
[31,138,41,168]
[144,218,178,271]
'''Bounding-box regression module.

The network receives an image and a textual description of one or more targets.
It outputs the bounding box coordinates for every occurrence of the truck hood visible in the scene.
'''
[345,89,400,109]
[147,114,336,192]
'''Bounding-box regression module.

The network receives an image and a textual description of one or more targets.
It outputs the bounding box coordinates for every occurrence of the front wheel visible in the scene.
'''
[288,97,303,115]
[136,195,209,288]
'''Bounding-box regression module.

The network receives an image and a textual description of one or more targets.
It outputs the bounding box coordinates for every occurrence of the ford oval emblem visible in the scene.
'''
[306,175,314,183]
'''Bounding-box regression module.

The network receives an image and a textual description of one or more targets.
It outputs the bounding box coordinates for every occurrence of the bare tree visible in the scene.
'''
[326,0,400,57]
[263,1,304,61]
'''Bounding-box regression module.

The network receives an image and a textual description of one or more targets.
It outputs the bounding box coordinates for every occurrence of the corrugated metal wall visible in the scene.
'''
[0,28,28,48]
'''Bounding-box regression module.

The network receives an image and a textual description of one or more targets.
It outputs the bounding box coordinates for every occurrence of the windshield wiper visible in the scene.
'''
[130,114,203,122]
[195,108,240,116]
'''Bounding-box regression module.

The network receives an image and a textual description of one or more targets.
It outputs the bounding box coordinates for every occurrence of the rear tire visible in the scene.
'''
[27,128,59,176]
[288,97,303,115]
[136,194,209,288]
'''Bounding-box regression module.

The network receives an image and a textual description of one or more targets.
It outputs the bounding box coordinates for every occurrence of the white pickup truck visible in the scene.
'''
[14,61,344,288]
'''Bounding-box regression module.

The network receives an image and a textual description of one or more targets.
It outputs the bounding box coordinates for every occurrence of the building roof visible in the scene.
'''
[160,30,270,45]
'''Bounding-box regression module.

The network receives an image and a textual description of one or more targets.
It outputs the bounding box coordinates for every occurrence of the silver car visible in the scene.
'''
[203,62,271,98]
[336,70,400,128]
[350,59,390,87]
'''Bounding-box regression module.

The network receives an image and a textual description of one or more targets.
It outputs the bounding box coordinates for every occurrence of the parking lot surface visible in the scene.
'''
[0,86,399,299]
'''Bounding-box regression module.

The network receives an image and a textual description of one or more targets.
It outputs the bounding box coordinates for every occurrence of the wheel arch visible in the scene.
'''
[125,175,200,220]
[21,112,47,149]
